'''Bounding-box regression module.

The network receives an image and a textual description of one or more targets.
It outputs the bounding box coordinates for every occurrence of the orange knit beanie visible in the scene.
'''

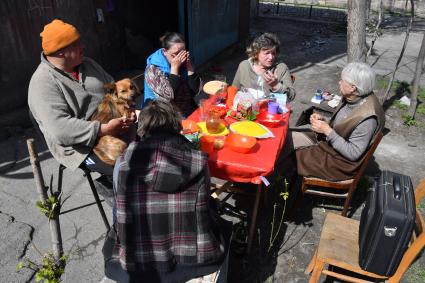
[40,19,80,55]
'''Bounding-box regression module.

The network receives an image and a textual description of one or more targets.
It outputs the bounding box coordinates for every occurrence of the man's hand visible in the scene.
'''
[170,50,188,75]
[310,115,333,136]
[100,116,134,137]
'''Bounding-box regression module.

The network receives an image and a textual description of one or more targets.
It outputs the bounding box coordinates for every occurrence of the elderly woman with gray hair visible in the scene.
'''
[286,62,385,181]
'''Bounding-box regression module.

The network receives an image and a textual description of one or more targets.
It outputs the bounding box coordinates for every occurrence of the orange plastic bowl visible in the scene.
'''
[256,112,283,128]
[226,133,256,154]
[181,119,199,134]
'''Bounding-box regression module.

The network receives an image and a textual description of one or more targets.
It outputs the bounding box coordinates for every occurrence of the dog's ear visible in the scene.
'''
[104,83,117,96]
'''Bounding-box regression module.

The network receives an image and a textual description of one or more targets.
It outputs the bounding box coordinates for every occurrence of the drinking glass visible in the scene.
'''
[198,98,209,121]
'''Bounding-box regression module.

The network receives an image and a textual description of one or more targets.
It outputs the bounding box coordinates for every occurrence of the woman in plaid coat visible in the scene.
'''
[105,100,230,282]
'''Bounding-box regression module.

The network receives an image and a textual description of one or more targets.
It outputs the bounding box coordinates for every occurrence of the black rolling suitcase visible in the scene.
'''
[358,170,415,276]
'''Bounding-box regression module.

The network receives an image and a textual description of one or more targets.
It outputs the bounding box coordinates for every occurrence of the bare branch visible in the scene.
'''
[367,0,383,58]
[381,0,415,104]
[408,30,425,118]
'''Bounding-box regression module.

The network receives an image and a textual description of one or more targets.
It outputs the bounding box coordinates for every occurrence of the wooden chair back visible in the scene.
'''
[302,131,384,216]
[350,131,384,189]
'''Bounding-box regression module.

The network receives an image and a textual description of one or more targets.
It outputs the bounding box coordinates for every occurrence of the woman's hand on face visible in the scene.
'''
[310,116,333,136]
[262,70,279,88]
[170,50,188,74]
[185,52,194,74]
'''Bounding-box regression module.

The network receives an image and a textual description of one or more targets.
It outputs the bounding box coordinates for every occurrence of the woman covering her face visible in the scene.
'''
[143,32,201,117]
[232,32,296,100]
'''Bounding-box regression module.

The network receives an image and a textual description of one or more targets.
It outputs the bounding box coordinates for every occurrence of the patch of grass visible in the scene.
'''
[417,104,425,115]
[402,114,425,127]
[392,100,408,110]
[418,88,425,102]
[376,78,410,94]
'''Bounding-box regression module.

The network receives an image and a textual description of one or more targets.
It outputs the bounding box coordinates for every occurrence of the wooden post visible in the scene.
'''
[27,138,63,260]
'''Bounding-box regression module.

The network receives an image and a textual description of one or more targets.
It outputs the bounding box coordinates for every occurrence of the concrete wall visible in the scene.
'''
[0,0,125,115]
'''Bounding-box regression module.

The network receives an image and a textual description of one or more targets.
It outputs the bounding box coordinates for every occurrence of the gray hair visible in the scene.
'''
[341,62,376,96]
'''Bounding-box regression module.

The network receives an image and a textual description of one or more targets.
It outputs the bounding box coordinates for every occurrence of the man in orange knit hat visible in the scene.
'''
[28,19,136,177]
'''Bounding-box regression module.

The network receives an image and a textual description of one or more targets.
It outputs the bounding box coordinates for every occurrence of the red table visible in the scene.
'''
[188,108,290,252]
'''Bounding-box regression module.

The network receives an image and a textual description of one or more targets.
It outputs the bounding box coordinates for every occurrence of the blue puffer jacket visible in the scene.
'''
[143,48,187,106]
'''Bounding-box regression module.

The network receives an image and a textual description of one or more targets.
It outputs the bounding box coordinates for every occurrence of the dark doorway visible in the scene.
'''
[113,0,180,69]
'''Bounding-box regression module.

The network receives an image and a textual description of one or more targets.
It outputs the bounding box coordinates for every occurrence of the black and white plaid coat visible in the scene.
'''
[111,133,225,273]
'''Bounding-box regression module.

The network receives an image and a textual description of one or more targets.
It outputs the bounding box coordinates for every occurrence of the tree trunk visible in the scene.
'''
[27,139,63,261]
[408,31,425,118]
[347,0,367,62]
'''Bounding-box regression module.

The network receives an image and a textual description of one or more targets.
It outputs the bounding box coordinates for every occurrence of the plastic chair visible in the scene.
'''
[305,178,425,283]
[300,132,383,216]
[28,110,110,230]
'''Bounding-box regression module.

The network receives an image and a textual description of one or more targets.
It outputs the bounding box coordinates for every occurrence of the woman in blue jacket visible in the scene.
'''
[144,32,201,117]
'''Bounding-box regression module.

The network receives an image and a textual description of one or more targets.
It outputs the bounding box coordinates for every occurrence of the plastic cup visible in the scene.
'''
[199,99,210,121]
[268,101,279,114]
[200,135,215,154]
[226,86,238,109]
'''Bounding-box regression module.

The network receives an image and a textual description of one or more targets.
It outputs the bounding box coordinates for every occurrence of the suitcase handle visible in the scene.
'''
[393,174,401,200]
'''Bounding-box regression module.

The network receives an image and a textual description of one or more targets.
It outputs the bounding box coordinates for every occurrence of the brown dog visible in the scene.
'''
[91,78,139,166]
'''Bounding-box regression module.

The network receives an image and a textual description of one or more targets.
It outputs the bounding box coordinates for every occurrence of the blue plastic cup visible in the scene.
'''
[268,102,279,114]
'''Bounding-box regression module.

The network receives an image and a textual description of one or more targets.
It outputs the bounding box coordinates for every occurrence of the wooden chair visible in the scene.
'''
[301,132,383,216]
[305,178,425,283]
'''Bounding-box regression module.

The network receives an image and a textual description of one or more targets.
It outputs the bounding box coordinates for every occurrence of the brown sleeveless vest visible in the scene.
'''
[295,94,385,181]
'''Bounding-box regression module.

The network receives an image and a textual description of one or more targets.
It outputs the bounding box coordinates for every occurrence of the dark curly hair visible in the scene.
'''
[246,32,280,62]
[137,100,182,138]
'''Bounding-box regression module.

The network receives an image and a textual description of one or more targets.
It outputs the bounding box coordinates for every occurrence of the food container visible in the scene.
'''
[197,122,229,136]
[256,112,283,128]
[226,133,256,154]
[229,121,274,139]
[181,119,199,134]
[200,135,225,153]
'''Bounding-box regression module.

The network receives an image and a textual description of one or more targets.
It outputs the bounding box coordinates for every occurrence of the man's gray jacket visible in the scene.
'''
[28,54,113,169]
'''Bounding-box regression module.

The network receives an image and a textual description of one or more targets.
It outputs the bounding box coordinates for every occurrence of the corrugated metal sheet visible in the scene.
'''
[0,0,124,113]
[0,0,249,115]
[186,0,240,66]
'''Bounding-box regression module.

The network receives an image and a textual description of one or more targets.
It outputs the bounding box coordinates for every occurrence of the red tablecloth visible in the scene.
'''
[188,109,290,184]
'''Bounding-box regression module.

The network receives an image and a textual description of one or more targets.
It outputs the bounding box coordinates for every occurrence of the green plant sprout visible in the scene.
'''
[35,192,70,220]
[268,176,289,253]
[16,244,67,283]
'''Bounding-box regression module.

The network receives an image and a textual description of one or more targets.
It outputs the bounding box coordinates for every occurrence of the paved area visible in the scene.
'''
[1,15,425,283]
